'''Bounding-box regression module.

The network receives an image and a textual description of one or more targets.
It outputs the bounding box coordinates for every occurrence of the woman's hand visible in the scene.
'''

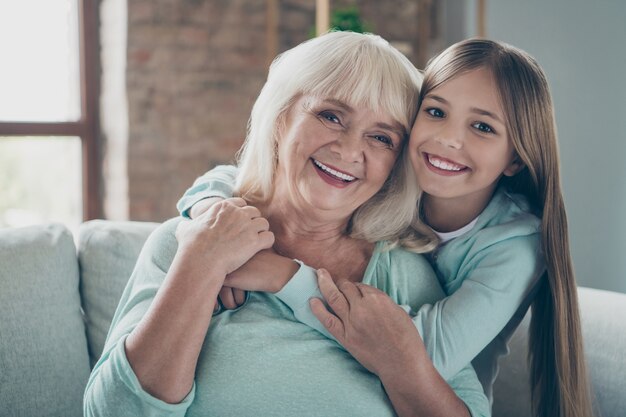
[309,268,425,377]
[175,197,275,280]
[309,269,471,417]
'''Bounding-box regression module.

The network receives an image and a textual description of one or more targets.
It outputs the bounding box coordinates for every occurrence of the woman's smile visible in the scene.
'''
[312,158,358,188]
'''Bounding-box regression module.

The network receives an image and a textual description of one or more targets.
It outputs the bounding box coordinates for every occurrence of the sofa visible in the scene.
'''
[0,220,624,417]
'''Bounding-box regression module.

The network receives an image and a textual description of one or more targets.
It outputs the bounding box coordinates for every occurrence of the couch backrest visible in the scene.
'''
[0,224,91,417]
[2,221,623,417]
[78,219,159,366]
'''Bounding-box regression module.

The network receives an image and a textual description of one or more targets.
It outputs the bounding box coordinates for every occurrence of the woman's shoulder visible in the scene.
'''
[136,217,183,272]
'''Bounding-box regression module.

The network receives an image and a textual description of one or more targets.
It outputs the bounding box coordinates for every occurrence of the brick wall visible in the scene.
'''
[111,0,424,221]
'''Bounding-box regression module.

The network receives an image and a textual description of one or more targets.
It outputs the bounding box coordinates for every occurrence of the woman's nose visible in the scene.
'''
[331,132,365,163]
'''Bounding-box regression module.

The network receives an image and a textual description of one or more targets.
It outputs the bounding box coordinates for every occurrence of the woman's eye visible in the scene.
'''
[425,107,445,118]
[472,121,495,134]
[372,135,393,147]
[320,111,341,124]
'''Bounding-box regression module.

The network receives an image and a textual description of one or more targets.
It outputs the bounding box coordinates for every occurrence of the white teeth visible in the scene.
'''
[313,159,356,182]
[428,155,464,171]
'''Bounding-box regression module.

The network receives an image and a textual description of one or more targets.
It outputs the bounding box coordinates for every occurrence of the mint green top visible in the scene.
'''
[84,218,490,417]
[176,165,545,402]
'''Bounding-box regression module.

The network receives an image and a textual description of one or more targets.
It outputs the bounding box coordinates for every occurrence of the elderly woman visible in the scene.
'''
[83,32,488,417]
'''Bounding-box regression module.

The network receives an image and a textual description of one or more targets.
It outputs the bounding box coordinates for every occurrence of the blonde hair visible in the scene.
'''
[420,39,593,417]
[236,31,431,249]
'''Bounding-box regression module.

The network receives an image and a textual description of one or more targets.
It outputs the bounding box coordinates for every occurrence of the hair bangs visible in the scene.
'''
[295,37,419,135]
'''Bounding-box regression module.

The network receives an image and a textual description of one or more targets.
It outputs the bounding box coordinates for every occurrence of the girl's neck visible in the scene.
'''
[422,189,495,233]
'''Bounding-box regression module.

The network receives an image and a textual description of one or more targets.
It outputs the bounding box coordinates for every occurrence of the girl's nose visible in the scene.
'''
[435,123,464,150]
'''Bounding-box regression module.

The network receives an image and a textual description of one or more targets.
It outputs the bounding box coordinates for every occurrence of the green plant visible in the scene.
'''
[311,6,374,37]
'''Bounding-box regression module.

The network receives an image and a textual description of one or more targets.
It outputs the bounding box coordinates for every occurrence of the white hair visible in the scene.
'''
[236,31,434,251]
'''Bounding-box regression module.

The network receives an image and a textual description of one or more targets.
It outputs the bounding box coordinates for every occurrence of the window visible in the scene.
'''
[0,0,100,229]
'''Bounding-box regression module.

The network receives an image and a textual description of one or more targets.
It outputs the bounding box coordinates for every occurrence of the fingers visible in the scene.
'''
[251,216,270,233]
[233,288,247,305]
[257,230,275,249]
[219,286,237,309]
[224,197,247,207]
[337,279,363,306]
[316,269,350,318]
[354,282,380,296]
[218,286,247,311]
[310,297,344,339]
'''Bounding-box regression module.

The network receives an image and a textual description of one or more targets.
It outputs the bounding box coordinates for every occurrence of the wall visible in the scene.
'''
[107,0,426,222]
[462,0,626,293]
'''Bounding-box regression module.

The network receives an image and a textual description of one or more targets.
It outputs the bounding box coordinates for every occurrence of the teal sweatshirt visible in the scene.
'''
[176,165,545,401]
[83,218,490,417]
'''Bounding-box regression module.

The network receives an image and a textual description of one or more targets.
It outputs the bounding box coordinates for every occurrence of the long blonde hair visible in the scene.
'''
[236,31,432,249]
[420,39,593,417]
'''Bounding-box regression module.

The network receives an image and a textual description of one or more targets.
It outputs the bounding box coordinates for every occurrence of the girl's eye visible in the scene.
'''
[425,107,445,118]
[472,121,495,134]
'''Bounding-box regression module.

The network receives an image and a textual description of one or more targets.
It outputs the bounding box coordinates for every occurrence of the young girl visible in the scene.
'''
[178,39,593,417]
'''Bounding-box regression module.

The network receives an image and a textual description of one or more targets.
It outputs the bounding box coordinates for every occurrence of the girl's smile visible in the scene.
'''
[423,153,469,176]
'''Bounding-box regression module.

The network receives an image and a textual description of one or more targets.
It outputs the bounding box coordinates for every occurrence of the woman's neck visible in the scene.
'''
[254,195,374,282]
[260,197,349,240]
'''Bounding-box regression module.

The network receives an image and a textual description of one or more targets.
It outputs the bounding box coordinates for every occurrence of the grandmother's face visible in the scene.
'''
[273,95,405,220]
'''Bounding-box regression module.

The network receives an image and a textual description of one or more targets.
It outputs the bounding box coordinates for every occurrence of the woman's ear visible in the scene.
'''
[503,155,526,177]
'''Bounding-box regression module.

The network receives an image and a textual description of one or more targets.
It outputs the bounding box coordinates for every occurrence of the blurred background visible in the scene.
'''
[0,0,624,294]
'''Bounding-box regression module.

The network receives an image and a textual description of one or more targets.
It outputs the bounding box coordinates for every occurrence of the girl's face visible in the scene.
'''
[409,67,523,208]
[273,95,404,222]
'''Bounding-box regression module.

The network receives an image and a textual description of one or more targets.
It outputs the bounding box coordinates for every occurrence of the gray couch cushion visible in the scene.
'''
[78,220,159,366]
[0,223,90,417]
[493,287,626,417]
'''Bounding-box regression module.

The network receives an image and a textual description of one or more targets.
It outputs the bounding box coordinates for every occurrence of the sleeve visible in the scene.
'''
[412,233,544,380]
[84,218,194,417]
[176,165,239,218]
[275,261,415,344]
[446,364,491,417]
[274,261,336,341]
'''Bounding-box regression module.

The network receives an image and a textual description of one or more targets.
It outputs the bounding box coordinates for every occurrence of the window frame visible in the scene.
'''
[0,0,101,220]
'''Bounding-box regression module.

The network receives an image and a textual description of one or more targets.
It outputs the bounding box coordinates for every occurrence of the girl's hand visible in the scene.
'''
[224,249,300,293]
[215,286,247,311]
[175,197,275,280]
[309,268,426,378]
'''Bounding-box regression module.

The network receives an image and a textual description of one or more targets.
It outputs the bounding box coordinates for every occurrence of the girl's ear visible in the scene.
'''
[503,155,525,177]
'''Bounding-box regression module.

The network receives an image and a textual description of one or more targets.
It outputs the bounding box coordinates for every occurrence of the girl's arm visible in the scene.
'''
[84,201,273,416]
[257,232,543,383]
[176,165,238,218]
[413,233,544,380]
[175,168,540,386]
